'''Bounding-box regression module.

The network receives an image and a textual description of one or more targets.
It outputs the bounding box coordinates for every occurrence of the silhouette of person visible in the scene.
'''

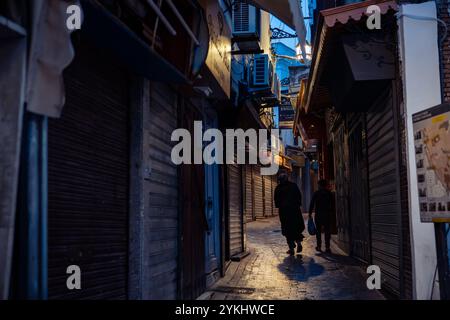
[274,171,305,255]
[309,179,333,253]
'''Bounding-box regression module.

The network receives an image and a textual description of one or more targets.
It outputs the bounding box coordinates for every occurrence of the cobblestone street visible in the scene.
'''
[204,217,384,300]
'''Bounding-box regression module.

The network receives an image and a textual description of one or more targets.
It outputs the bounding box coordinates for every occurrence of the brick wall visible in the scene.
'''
[437,0,450,101]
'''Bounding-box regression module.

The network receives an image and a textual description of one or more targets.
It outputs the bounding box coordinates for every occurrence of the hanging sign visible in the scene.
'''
[203,0,231,98]
[413,103,450,222]
[279,97,295,129]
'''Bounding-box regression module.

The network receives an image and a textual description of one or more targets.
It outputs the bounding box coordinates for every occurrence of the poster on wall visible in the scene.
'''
[413,103,450,222]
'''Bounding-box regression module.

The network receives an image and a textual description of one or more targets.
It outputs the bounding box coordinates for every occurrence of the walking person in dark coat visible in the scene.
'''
[274,171,305,255]
[309,179,333,253]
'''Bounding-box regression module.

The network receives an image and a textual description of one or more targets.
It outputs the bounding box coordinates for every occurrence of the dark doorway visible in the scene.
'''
[348,117,371,263]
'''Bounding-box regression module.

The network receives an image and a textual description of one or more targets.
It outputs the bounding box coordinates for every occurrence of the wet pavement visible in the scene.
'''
[203,216,384,300]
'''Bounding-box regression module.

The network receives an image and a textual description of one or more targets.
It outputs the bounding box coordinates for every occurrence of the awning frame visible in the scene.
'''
[302,0,398,115]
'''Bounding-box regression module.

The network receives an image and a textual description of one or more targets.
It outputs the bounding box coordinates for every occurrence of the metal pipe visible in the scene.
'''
[25,113,40,299]
[152,0,163,49]
[19,113,47,299]
[165,0,200,46]
[40,117,48,300]
[145,0,177,36]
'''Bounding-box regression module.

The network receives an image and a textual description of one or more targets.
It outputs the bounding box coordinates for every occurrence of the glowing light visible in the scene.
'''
[296,43,312,61]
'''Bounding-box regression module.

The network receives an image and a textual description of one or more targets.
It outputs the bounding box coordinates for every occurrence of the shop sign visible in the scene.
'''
[204,0,231,97]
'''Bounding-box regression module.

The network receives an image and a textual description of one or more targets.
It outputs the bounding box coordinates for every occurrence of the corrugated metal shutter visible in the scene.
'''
[146,83,179,299]
[366,87,401,296]
[263,175,272,217]
[48,41,129,299]
[271,176,279,216]
[181,100,206,299]
[253,165,264,218]
[228,163,243,257]
[244,165,254,222]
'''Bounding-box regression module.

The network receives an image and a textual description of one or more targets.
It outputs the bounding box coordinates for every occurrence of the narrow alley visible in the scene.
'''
[203,217,383,300]
[2,0,450,304]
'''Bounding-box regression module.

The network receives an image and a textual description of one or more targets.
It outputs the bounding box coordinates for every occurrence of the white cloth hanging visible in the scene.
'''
[26,0,81,118]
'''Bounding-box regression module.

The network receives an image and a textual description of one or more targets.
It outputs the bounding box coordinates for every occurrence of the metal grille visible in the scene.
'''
[253,55,268,86]
[244,165,254,222]
[233,2,249,33]
[252,165,264,218]
[48,40,130,300]
[271,176,279,216]
[263,175,273,217]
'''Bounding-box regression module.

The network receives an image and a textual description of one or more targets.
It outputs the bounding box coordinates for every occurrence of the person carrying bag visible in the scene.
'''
[309,179,333,253]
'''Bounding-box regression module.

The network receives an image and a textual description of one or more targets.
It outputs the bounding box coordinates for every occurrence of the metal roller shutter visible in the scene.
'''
[244,165,254,222]
[48,41,129,299]
[253,165,264,218]
[227,163,243,257]
[263,175,273,217]
[271,176,279,216]
[180,101,206,299]
[366,87,402,296]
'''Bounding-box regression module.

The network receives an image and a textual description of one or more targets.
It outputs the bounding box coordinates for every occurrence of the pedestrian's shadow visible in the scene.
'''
[277,255,325,282]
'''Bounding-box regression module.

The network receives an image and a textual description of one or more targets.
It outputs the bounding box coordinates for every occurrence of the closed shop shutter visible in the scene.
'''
[253,165,264,218]
[228,163,243,257]
[263,175,273,217]
[145,83,179,299]
[272,176,279,216]
[366,87,402,297]
[180,100,206,299]
[244,165,254,222]
[48,41,129,299]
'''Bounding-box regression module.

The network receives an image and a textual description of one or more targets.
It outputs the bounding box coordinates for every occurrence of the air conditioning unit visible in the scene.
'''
[232,2,261,53]
[252,54,270,87]
[233,2,260,35]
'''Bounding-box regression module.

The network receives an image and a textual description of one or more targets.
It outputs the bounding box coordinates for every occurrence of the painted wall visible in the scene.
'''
[281,129,295,146]
[398,1,441,300]
[272,42,300,92]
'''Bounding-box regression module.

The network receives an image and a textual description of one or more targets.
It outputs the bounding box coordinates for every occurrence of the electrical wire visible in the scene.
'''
[395,13,448,45]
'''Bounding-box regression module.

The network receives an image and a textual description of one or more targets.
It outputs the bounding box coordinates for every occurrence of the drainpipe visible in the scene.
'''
[17,112,48,300]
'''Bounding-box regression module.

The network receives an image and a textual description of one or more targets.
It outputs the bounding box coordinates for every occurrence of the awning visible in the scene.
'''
[302,0,397,114]
[247,0,294,28]
[248,0,308,61]
[275,153,293,171]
